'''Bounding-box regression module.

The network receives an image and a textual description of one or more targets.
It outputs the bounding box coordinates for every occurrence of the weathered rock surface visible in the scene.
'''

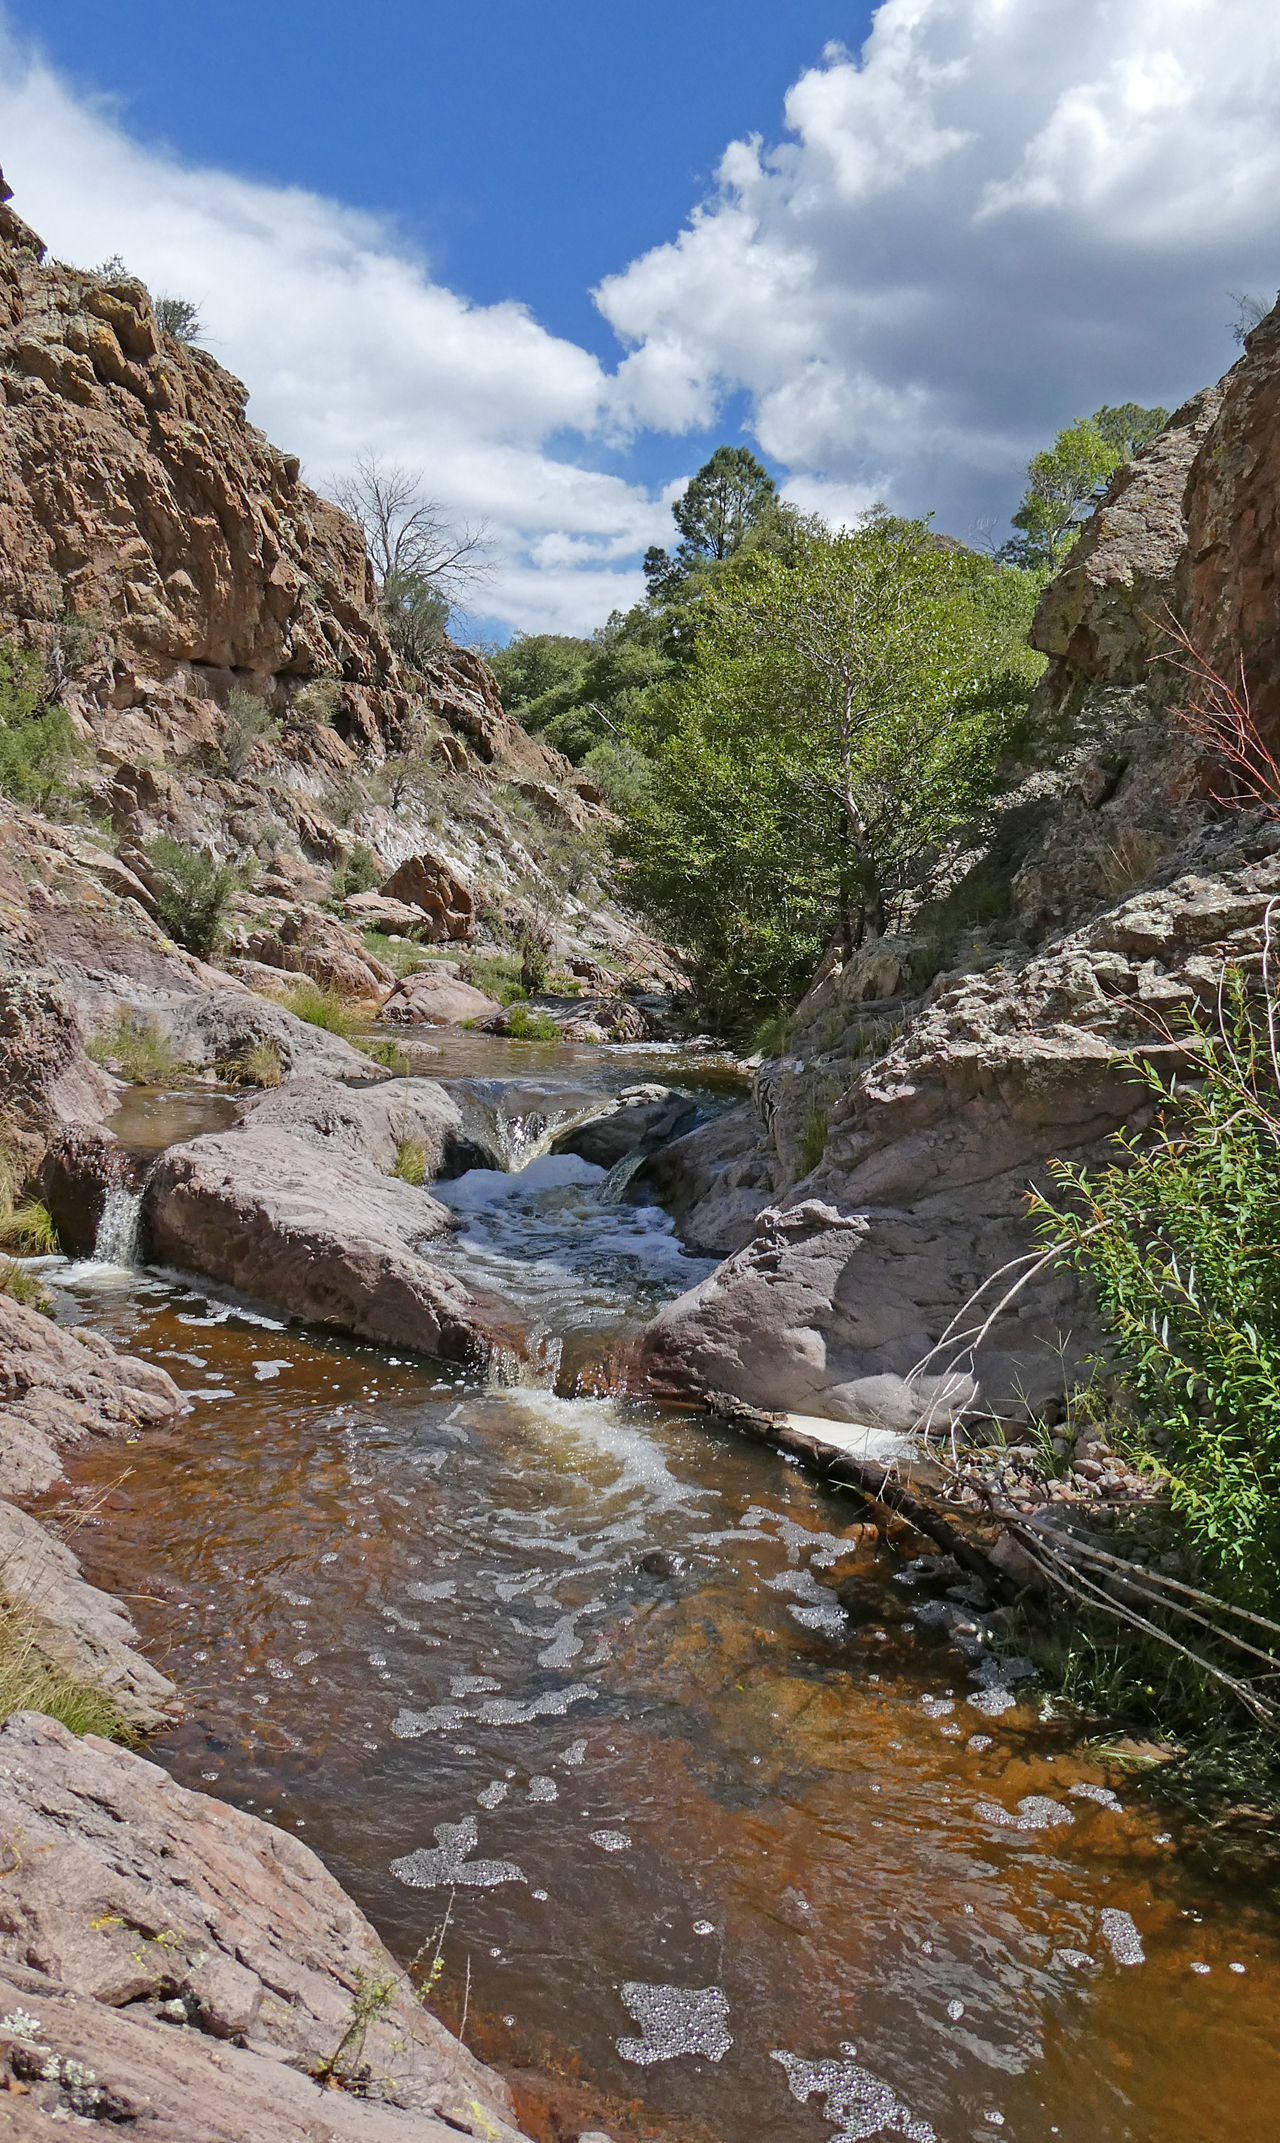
[0,1297,181,1722]
[241,1074,498,1177]
[143,1126,520,1365]
[0,1711,528,2140]
[378,973,502,1027]
[380,853,475,942]
[639,298,1280,1426]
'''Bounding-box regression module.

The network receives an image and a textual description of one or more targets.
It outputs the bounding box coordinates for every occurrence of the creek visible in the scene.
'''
[29,1034,1280,2142]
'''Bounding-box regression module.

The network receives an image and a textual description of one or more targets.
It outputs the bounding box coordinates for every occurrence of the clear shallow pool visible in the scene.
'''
[36,1043,1280,2143]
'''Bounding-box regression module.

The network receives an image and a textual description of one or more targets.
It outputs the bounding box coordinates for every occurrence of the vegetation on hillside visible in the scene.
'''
[1000,401,1168,570]
[0,641,81,807]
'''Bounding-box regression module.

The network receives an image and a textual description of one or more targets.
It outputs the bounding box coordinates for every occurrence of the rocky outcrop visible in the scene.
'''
[240,1074,497,1177]
[0,1711,528,2140]
[143,1125,521,1364]
[0,1296,181,1724]
[380,853,475,942]
[638,300,1280,1427]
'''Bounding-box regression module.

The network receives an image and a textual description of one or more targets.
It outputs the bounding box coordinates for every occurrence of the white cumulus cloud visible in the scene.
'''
[596,0,1280,536]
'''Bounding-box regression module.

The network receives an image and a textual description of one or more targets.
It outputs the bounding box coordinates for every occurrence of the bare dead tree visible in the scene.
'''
[331,453,490,603]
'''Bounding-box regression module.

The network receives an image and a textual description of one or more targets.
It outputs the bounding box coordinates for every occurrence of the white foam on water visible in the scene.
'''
[919,1696,955,1718]
[528,1776,558,1802]
[617,1983,731,2066]
[391,1814,526,1889]
[1099,1908,1145,1966]
[391,1680,598,1740]
[967,1687,1017,1717]
[477,1781,508,1810]
[589,1829,631,1852]
[560,1739,588,1767]
[1069,1782,1121,1810]
[975,1796,1074,1832]
[253,1360,292,1381]
[771,2046,937,2141]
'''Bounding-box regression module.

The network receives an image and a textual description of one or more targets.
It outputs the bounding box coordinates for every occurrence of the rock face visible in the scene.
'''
[241,1074,497,1177]
[638,300,1280,1425]
[0,1711,528,2141]
[0,1296,181,1723]
[143,1125,521,1365]
[550,1084,698,1170]
[380,853,475,942]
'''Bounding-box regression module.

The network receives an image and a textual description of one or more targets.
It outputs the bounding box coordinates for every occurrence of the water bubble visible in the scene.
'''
[772,2046,936,2141]
[975,1796,1074,1831]
[692,1920,715,1936]
[589,1829,631,1852]
[561,1739,588,1767]
[1190,1961,1210,1975]
[1230,1962,1246,1974]
[947,1999,965,2021]
[528,1776,558,1802]
[617,1983,731,2066]
[391,1814,526,1890]
[477,1782,508,1811]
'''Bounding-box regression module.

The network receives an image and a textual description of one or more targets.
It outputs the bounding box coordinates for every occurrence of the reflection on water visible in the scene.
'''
[40,1262,1280,2143]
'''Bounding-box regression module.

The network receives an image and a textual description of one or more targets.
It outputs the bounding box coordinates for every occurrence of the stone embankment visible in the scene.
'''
[634,301,1280,1441]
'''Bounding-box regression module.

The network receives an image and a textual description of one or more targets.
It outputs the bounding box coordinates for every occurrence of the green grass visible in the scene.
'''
[751,1013,790,1058]
[0,1603,138,1740]
[0,1201,58,1255]
[392,1137,428,1186]
[0,1258,52,1314]
[798,1107,829,1175]
[86,1010,183,1086]
[283,981,362,1038]
[360,1037,412,1075]
[221,1039,284,1088]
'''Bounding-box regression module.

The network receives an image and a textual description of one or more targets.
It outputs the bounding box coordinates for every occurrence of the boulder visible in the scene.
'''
[143,1127,521,1365]
[0,1711,527,2139]
[380,853,474,941]
[37,1124,130,1254]
[377,972,502,1026]
[343,890,435,933]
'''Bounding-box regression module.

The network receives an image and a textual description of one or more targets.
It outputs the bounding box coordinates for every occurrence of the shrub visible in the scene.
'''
[507,1005,559,1042]
[284,980,362,1039]
[216,688,279,778]
[1030,962,1280,1605]
[392,1137,428,1185]
[751,1013,790,1059]
[293,677,342,726]
[334,841,381,898]
[0,641,80,807]
[154,294,202,343]
[0,1201,57,1255]
[0,1259,51,1313]
[86,1009,182,1086]
[145,837,242,958]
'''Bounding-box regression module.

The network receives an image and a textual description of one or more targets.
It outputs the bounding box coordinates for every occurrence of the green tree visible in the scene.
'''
[644,444,779,604]
[617,519,1041,1022]
[0,642,80,808]
[1002,403,1168,570]
[145,836,242,959]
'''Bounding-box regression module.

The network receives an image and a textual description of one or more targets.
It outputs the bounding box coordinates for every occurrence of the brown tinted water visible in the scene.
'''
[38,1046,1280,2143]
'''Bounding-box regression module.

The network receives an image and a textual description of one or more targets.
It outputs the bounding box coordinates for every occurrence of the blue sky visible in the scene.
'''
[2,2,1279,637]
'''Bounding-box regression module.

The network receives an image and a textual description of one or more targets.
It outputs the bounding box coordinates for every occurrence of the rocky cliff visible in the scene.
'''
[0,167,677,1159]
[637,306,1280,1429]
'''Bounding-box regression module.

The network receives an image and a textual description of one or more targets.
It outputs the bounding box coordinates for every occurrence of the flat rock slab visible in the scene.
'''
[0,1711,528,2140]
[144,1126,523,1366]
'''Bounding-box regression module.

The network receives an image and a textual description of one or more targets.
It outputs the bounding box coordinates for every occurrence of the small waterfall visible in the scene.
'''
[92,1181,144,1266]
[598,1145,658,1207]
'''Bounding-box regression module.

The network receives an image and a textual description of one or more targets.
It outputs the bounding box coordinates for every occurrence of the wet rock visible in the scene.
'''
[0,1711,529,2139]
[551,1085,698,1170]
[378,972,502,1026]
[638,1549,684,1579]
[143,1127,521,1366]
[37,1123,128,1254]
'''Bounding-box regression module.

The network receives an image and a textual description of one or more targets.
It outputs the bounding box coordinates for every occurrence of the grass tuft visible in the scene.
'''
[0,1601,138,1740]
[283,981,362,1039]
[87,1010,182,1086]
[392,1138,428,1186]
[223,1039,284,1089]
[0,1201,58,1255]
[506,1004,560,1042]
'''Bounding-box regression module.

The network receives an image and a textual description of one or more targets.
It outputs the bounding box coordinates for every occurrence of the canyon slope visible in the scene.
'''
[637,307,1280,1429]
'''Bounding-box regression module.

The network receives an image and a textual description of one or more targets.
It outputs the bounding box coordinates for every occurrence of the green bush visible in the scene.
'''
[334,841,381,898]
[145,837,242,958]
[0,641,81,807]
[1031,967,1280,1605]
[507,1004,560,1042]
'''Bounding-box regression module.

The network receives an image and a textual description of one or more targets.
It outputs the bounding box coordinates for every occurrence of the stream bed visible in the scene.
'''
[31,1038,1280,2142]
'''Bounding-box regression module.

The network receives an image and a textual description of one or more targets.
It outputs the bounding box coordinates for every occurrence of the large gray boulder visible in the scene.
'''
[144,1127,522,1365]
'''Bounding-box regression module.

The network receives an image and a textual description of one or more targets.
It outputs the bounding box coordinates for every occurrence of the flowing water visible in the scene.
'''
[27,1042,1280,2141]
